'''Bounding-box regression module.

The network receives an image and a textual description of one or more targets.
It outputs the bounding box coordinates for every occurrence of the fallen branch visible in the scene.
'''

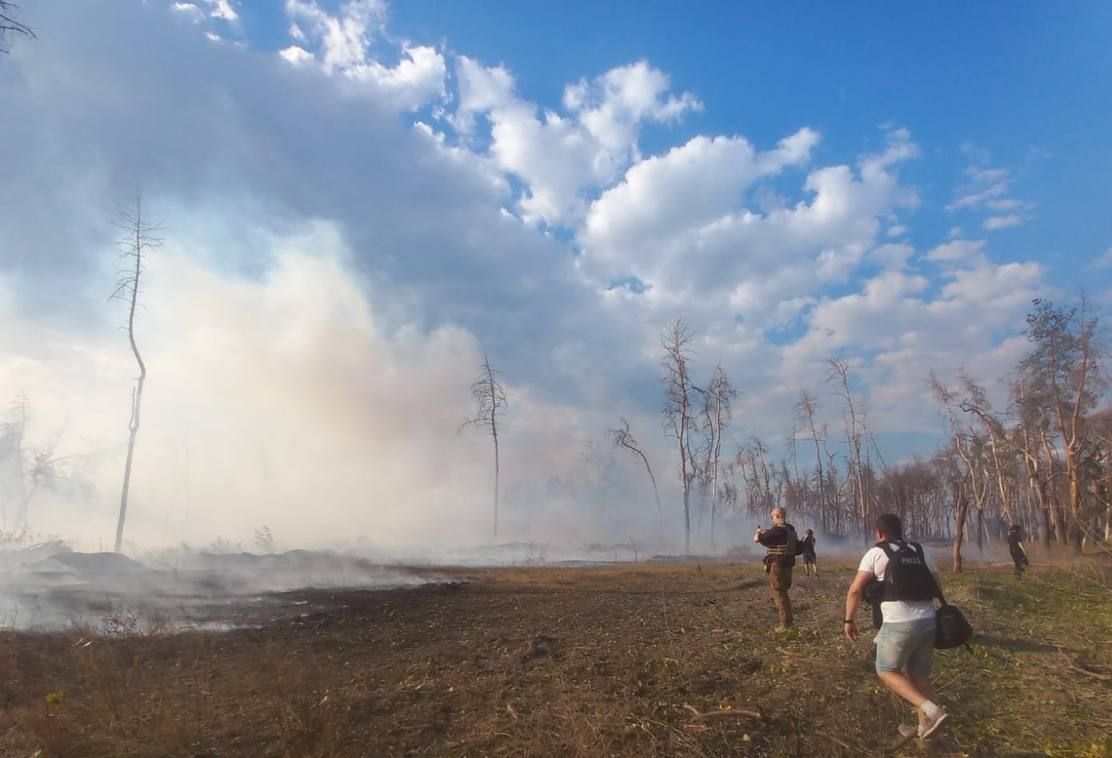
[1068,663,1112,682]
[1056,646,1112,681]
[683,703,766,722]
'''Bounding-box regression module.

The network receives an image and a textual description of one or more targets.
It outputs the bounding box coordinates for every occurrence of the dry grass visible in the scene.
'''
[0,562,1109,757]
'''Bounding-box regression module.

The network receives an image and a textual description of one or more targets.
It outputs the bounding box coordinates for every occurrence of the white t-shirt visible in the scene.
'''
[857,543,938,624]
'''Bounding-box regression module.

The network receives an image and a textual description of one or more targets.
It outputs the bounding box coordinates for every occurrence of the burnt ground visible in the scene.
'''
[0,562,1109,757]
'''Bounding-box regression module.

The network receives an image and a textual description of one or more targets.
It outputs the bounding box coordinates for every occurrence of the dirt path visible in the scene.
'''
[1,563,1109,757]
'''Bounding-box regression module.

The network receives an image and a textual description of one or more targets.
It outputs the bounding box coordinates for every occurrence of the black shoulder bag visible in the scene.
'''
[930,572,974,650]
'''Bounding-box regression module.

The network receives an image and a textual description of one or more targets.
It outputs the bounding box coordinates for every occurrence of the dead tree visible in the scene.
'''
[794,389,830,533]
[930,372,992,571]
[461,353,508,539]
[828,358,870,534]
[110,196,161,553]
[611,417,663,539]
[0,1,33,53]
[661,319,698,553]
[958,371,1017,529]
[699,366,735,549]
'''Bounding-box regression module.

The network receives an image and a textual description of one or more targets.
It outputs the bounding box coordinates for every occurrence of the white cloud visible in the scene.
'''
[452,57,703,226]
[947,167,1009,210]
[925,238,985,262]
[0,0,1064,550]
[285,0,384,72]
[871,243,914,269]
[351,44,447,110]
[201,0,238,22]
[780,255,1044,433]
[1091,246,1112,269]
[563,60,701,156]
[983,214,1023,230]
[279,45,314,66]
[580,127,913,323]
[278,1,446,110]
[947,161,1033,231]
[172,3,205,23]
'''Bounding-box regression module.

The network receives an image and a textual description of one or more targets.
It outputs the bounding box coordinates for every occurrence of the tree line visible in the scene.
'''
[467,300,1110,570]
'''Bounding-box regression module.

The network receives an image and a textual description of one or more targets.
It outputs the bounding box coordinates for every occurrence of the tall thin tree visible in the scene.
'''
[110,195,161,553]
[660,318,697,553]
[461,353,508,538]
[794,389,830,533]
[610,417,663,540]
[699,365,735,549]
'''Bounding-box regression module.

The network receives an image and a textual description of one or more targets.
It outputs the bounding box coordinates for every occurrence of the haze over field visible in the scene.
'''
[1,1,1111,553]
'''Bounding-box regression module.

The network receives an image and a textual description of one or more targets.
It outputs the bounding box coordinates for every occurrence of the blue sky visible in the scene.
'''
[425,1,1112,276]
[240,0,1112,288]
[1,0,1111,547]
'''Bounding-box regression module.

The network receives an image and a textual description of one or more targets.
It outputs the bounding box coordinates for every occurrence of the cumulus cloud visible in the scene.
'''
[282,0,445,110]
[579,126,911,326]
[563,60,702,156]
[0,0,1061,551]
[279,45,314,65]
[202,0,238,21]
[781,253,1043,432]
[452,57,701,226]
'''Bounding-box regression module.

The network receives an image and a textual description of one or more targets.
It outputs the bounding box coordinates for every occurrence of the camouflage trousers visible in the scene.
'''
[768,562,793,627]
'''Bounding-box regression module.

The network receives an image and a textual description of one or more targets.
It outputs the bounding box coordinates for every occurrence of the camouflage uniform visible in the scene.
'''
[758,522,798,628]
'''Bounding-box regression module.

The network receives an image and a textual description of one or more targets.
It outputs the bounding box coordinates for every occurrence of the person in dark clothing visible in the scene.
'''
[754,506,798,631]
[800,528,818,576]
[1007,524,1029,579]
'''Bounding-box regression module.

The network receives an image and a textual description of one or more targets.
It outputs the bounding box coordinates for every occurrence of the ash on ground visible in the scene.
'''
[0,542,439,633]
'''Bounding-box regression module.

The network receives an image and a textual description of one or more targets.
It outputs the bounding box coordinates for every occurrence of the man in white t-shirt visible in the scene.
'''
[844,513,948,740]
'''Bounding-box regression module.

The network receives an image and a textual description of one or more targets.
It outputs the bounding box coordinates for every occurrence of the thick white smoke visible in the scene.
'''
[0,222,687,554]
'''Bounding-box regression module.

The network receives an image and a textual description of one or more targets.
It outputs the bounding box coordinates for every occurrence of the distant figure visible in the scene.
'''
[1007,524,1029,579]
[844,513,948,741]
[754,506,798,631]
[800,529,818,576]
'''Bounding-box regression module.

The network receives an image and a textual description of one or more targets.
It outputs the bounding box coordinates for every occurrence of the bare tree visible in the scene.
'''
[254,525,276,554]
[461,353,508,539]
[109,196,161,553]
[660,319,699,553]
[794,388,830,533]
[828,358,871,533]
[958,371,1017,531]
[0,1,33,54]
[930,371,995,571]
[698,365,735,549]
[611,417,663,540]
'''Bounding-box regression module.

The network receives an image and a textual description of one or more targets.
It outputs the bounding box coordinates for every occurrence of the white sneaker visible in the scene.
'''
[918,707,949,739]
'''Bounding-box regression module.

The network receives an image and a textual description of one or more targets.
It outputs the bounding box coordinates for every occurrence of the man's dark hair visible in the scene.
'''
[875,513,903,540]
